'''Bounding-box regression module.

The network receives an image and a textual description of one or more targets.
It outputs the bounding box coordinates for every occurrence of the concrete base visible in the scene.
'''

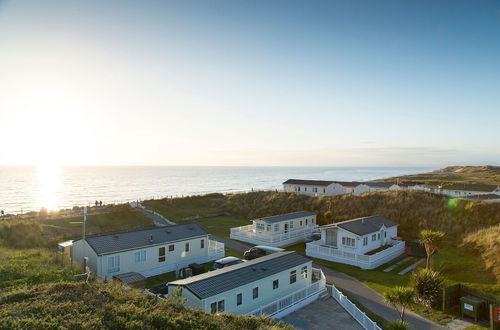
[273,289,325,319]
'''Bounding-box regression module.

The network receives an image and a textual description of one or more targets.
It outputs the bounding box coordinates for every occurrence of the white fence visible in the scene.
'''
[247,268,326,318]
[329,284,382,330]
[208,240,225,255]
[230,225,315,247]
[306,240,405,269]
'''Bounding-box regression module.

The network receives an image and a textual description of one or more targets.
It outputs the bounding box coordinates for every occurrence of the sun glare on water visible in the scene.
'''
[36,164,61,211]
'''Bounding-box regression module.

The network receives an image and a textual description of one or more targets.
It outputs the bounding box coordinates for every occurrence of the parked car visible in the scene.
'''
[243,245,285,260]
[212,256,246,270]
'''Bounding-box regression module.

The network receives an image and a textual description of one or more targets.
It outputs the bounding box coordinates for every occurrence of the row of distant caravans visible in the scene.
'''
[283,178,500,201]
[66,212,403,318]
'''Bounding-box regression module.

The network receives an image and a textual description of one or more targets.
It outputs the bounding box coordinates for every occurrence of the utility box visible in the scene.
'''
[460,296,486,322]
[408,239,426,257]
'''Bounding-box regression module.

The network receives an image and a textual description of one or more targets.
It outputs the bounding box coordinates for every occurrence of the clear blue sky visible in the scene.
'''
[1,0,499,166]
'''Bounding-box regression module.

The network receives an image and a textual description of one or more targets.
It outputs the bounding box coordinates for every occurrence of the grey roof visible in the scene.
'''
[365,182,395,188]
[464,194,500,200]
[84,223,208,255]
[283,179,362,188]
[283,179,334,186]
[169,251,310,299]
[321,216,398,236]
[113,272,146,284]
[256,211,316,223]
[334,181,362,187]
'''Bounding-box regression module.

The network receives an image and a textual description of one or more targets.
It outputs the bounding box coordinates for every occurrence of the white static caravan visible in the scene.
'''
[230,211,317,247]
[282,179,363,196]
[306,216,405,269]
[168,251,326,317]
[71,223,224,279]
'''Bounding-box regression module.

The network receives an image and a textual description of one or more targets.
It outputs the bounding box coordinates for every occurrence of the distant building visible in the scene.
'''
[421,183,500,197]
[283,179,404,196]
[71,223,224,279]
[306,216,405,269]
[230,211,317,247]
[168,251,326,317]
[282,179,362,196]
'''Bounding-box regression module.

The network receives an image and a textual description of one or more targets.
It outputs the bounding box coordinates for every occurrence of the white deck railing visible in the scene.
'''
[306,240,405,269]
[329,284,382,330]
[246,268,326,317]
[208,240,224,254]
[231,225,315,243]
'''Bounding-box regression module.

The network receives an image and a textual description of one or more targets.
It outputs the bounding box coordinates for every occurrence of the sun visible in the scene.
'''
[36,164,62,211]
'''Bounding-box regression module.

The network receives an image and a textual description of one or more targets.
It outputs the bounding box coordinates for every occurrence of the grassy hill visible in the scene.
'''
[382,165,500,187]
[0,248,287,329]
[0,222,288,329]
[143,191,500,289]
[0,204,156,249]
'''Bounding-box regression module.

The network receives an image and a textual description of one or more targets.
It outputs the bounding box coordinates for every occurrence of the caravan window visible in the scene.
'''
[107,255,120,273]
[290,270,297,284]
[158,247,166,262]
[134,250,146,263]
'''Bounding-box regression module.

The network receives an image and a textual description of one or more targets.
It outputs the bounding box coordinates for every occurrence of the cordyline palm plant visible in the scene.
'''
[412,268,444,308]
[383,287,416,322]
[420,230,445,269]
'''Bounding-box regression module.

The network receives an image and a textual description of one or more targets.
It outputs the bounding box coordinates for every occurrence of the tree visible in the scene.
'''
[420,230,445,269]
[412,268,444,307]
[383,287,415,322]
[167,286,187,305]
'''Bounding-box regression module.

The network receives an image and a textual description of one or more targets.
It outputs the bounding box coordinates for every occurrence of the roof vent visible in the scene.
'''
[188,226,193,230]
[361,218,365,224]
[251,267,256,271]
[165,230,171,234]
[113,235,119,239]
[149,234,153,243]
[261,267,267,271]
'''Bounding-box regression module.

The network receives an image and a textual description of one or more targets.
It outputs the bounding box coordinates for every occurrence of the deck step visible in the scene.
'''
[383,256,413,272]
[398,258,425,275]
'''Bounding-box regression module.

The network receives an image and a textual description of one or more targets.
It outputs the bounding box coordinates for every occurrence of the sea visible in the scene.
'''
[0,166,433,214]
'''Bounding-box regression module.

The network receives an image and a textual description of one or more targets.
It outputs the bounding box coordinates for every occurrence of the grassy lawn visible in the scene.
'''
[142,196,225,220]
[145,271,177,288]
[434,245,499,291]
[191,215,249,238]
[225,247,245,259]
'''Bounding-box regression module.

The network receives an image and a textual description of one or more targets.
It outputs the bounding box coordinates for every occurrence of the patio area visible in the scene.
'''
[281,297,363,330]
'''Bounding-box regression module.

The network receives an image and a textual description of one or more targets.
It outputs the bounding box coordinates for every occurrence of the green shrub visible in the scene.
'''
[385,320,411,330]
[412,268,444,308]
[0,281,290,329]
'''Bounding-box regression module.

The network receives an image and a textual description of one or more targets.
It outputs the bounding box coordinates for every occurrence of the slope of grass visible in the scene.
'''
[0,281,290,330]
[0,204,155,249]
[462,225,500,281]
[142,194,226,220]
[0,247,77,290]
[383,165,500,186]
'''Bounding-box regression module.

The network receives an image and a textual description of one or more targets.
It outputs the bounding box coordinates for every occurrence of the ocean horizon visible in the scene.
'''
[0,166,434,214]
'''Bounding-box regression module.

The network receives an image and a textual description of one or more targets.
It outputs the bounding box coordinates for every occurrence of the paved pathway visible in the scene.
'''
[210,235,252,253]
[398,258,425,275]
[130,202,176,226]
[210,236,443,330]
[317,265,443,330]
[383,256,413,272]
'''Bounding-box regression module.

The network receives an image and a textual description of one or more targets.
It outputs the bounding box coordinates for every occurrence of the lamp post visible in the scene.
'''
[83,206,87,240]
